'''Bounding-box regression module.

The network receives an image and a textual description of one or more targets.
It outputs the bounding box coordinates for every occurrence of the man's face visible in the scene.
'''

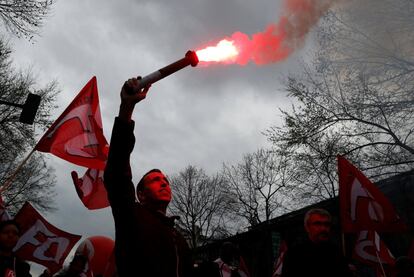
[140,172,172,204]
[305,214,331,243]
[0,224,19,251]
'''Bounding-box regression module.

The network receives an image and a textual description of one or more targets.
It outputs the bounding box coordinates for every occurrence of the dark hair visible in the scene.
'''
[0,220,20,234]
[136,169,163,192]
[71,254,88,266]
[220,242,239,263]
[304,208,332,226]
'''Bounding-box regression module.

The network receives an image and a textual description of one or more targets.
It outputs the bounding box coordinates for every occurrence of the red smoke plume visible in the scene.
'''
[196,0,335,65]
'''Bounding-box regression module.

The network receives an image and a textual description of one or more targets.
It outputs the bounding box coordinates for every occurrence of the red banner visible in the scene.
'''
[71,169,109,210]
[272,240,287,277]
[35,76,108,170]
[13,202,82,274]
[353,230,395,266]
[338,156,406,232]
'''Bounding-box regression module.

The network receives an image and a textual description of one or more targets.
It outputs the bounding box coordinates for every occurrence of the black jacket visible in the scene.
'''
[104,117,193,277]
[0,254,31,277]
[281,239,352,277]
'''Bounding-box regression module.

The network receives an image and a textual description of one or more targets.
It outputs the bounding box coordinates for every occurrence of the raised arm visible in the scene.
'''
[104,78,151,209]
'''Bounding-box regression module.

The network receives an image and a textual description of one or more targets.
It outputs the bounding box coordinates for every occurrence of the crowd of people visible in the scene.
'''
[1,78,413,277]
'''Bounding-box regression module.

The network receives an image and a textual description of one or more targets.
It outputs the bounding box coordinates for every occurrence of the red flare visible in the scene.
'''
[195,0,336,66]
[196,39,239,63]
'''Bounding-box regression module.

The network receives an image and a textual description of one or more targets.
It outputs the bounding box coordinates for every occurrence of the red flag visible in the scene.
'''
[71,168,109,210]
[239,256,251,277]
[272,240,287,277]
[13,202,82,274]
[338,156,406,232]
[353,230,395,266]
[35,76,108,170]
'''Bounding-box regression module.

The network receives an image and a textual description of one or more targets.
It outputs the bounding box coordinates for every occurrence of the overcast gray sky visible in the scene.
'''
[8,0,325,274]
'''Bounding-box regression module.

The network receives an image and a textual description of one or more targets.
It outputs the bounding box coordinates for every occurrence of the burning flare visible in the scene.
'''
[196,40,239,63]
[195,0,336,66]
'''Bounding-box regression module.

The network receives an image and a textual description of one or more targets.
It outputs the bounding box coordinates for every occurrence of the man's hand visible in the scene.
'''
[118,77,151,121]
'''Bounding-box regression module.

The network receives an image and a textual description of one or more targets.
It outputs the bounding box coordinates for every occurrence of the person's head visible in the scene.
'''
[68,254,88,275]
[395,256,414,277]
[0,220,20,252]
[220,242,239,265]
[304,208,332,243]
[136,169,172,207]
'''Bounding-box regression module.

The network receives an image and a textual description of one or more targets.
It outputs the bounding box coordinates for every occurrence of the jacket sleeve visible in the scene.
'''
[104,117,137,214]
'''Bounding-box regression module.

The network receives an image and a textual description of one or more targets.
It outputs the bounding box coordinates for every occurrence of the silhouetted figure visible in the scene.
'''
[281,208,352,277]
[197,242,248,277]
[0,220,31,277]
[104,77,192,277]
[53,254,87,277]
[394,256,414,277]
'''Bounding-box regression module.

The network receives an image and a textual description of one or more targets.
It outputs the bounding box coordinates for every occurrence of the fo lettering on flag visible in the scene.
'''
[337,156,406,232]
[13,202,82,274]
[353,230,395,266]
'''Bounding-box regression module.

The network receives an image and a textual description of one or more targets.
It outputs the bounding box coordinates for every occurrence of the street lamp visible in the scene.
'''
[0,93,41,125]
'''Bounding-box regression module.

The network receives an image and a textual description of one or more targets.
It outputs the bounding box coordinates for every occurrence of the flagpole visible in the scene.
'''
[374,249,387,277]
[0,148,36,193]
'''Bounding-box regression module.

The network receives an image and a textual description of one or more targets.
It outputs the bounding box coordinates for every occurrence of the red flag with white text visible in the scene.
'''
[353,230,395,266]
[338,156,406,232]
[35,76,108,170]
[272,240,287,277]
[13,202,82,274]
[239,255,251,277]
[71,168,109,210]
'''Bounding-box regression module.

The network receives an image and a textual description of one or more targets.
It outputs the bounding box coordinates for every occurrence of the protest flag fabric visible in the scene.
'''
[13,202,82,274]
[338,156,406,232]
[35,76,108,170]
[272,240,288,277]
[71,168,109,210]
[239,255,251,277]
[353,230,395,267]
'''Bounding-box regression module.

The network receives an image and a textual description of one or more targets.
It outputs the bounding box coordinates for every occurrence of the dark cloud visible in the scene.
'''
[8,0,319,274]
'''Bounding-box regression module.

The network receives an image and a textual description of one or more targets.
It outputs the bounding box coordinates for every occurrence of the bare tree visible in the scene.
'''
[266,0,414,204]
[0,38,58,213]
[0,153,56,215]
[0,0,55,39]
[169,165,234,248]
[223,148,292,227]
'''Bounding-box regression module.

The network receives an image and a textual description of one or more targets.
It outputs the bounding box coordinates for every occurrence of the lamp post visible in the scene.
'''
[0,93,41,124]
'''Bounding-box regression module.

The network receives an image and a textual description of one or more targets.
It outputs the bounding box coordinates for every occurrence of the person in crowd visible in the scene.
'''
[393,256,414,277]
[53,254,87,277]
[197,242,249,277]
[104,77,192,277]
[39,269,52,277]
[0,219,31,277]
[281,208,352,277]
